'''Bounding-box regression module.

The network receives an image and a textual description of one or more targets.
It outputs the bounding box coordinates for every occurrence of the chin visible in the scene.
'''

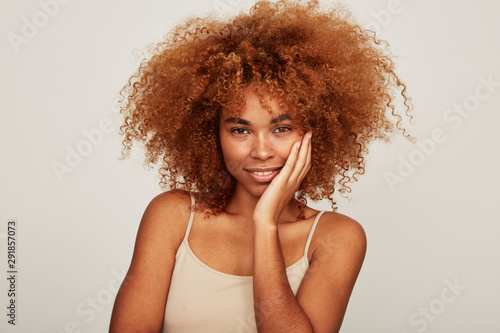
[238,182,270,198]
[251,187,268,198]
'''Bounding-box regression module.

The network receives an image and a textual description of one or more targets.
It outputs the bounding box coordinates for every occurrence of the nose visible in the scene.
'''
[250,134,275,161]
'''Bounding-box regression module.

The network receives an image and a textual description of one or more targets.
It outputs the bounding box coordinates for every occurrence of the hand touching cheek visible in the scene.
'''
[253,132,312,224]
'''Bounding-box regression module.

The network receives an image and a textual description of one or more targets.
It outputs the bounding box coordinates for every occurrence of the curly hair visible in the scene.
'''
[119,0,414,216]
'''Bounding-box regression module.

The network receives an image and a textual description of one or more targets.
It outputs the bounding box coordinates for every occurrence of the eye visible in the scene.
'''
[230,128,249,135]
[274,126,292,133]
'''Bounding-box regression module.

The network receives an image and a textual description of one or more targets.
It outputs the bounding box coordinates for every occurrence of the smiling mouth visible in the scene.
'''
[249,170,275,176]
[244,167,283,182]
[245,167,282,174]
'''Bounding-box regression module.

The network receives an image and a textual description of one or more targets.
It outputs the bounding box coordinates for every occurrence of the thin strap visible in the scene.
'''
[304,211,326,257]
[182,193,196,243]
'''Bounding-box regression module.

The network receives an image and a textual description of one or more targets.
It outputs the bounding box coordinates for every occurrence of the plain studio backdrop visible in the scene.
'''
[1,0,499,332]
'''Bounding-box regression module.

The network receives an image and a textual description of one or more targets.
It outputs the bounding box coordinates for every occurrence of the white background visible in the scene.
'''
[1,0,499,332]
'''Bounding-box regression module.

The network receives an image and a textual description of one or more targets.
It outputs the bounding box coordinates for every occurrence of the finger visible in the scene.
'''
[269,140,300,188]
[298,133,312,181]
[288,133,308,179]
[283,140,302,175]
[290,132,311,182]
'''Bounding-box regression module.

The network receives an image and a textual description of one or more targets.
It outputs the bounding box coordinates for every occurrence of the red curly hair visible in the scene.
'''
[119,0,413,216]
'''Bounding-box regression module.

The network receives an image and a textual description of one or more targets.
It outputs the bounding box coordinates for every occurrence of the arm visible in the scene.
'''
[296,215,366,332]
[109,190,190,333]
[252,133,312,332]
[252,133,366,332]
[252,221,313,332]
[253,213,366,333]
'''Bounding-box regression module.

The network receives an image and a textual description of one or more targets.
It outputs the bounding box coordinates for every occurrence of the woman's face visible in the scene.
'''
[219,88,305,198]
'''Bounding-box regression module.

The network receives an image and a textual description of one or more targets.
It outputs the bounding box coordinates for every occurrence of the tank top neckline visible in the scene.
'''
[179,193,326,280]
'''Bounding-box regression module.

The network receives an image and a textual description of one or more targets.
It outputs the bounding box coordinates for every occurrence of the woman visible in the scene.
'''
[110,0,413,332]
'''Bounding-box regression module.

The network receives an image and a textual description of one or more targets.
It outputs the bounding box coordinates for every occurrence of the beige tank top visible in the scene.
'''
[162,193,325,332]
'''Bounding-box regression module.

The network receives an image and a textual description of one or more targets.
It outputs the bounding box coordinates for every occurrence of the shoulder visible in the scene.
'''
[145,189,192,217]
[126,190,193,275]
[137,189,193,248]
[310,211,367,265]
[144,189,192,220]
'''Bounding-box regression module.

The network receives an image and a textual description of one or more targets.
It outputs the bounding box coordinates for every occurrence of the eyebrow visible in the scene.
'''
[223,114,292,125]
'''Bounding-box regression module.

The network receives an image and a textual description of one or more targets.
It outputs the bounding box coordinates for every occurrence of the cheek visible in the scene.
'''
[219,136,247,172]
[276,136,301,158]
[219,132,232,156]
[277,145,293,160]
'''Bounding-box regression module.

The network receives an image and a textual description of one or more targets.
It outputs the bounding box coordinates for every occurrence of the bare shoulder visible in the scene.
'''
[146,189,192,213]
[140,189,193,247]
[310,211,367,264]
[137,190,191,254]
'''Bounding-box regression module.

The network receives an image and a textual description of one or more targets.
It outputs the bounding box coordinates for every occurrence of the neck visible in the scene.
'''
[223,184,301,223]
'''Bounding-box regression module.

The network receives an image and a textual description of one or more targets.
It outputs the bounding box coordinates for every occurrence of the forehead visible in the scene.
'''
[220,87,297,122]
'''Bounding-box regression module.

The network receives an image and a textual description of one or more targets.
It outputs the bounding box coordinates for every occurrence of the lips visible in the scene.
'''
[244,167,282,183]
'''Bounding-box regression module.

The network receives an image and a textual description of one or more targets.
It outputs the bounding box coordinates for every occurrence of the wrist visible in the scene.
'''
[253,219,278,231]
